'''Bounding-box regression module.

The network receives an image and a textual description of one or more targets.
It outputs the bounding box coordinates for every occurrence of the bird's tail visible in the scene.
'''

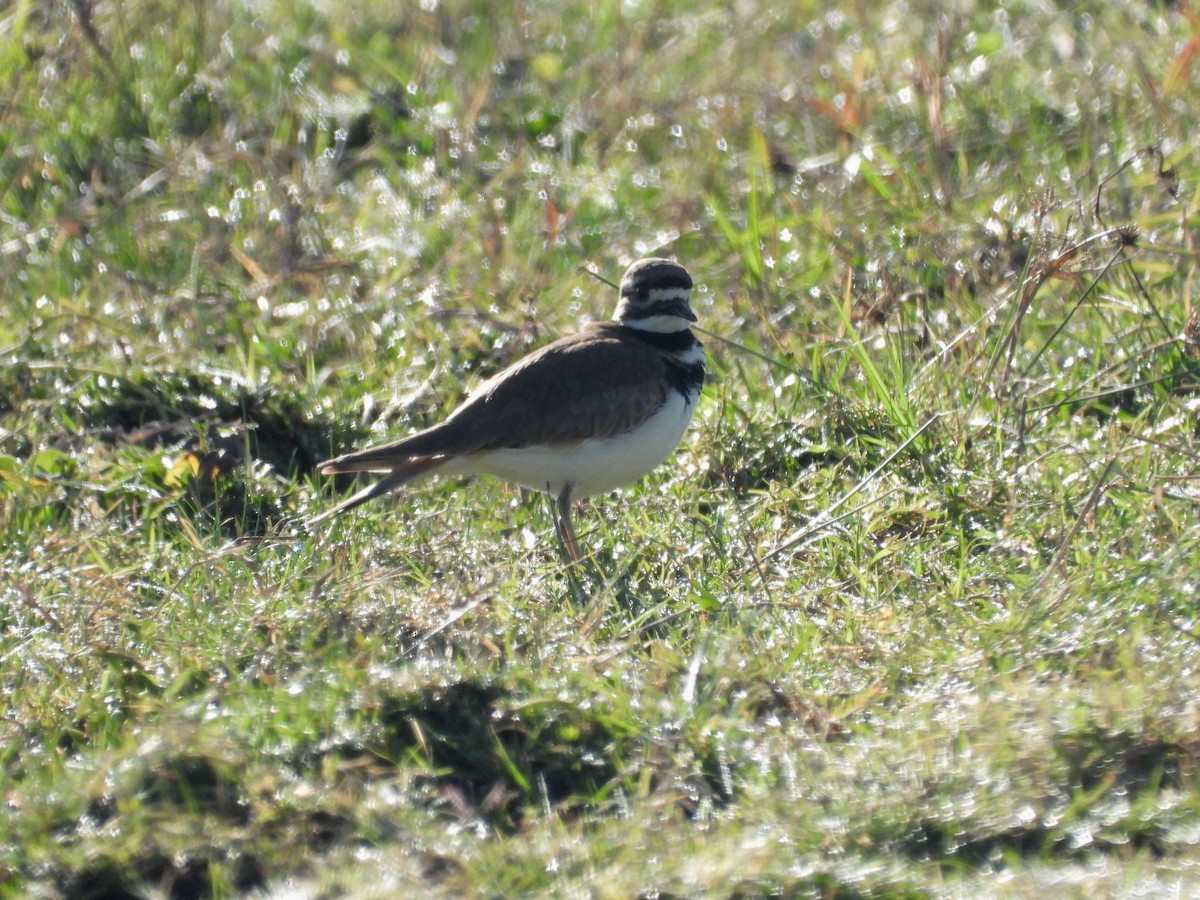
[308,456,446,526]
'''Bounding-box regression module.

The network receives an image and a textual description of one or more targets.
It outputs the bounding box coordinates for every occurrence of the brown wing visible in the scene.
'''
[439,324,671,451]
[319,323,669,472]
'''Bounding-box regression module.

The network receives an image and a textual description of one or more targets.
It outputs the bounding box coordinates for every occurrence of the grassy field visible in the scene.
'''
[3,0,1200,896]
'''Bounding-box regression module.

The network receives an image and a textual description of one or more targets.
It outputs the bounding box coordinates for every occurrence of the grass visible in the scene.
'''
[3,0,1200,895]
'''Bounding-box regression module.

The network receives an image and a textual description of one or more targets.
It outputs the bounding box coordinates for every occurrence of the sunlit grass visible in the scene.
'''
[2,0,1199,895]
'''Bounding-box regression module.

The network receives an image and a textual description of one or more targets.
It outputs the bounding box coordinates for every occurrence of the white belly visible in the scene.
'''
[447,390,698,498]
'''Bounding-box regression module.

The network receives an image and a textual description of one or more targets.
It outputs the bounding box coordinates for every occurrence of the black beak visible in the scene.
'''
[665,298,697,322]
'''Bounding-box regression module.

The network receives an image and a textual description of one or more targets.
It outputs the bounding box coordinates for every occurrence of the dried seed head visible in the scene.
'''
[1115,225,1139,248]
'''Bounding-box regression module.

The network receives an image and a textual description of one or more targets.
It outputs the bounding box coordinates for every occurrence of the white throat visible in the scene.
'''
[618,312,694,333]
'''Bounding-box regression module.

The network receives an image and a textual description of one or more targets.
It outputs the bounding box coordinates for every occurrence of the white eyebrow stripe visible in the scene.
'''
[644,287,692,302]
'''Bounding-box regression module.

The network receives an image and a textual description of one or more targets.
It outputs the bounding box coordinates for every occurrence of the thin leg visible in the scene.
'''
[555,483,582,563]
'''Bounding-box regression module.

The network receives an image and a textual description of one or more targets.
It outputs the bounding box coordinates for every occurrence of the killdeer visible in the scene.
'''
[312,257,704,562]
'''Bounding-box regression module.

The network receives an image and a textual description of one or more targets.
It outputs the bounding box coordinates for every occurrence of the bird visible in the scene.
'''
[311,257,704,563]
